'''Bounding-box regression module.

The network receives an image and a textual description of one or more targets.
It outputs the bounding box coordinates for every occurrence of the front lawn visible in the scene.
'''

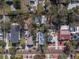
[0,54,3,59]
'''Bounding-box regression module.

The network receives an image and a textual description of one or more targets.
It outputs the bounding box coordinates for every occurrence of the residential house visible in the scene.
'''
[10,23,20,43]
[68,0,79,9]
[59,25,71,40]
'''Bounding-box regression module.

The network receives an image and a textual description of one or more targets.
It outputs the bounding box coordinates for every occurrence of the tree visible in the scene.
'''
[58,53,67,59]
[11,54,23,59]
[34,54,46,59]
[13,0,21,9]
[0,40,6,48]
[15,54,23,59]
[37,3,44,15]
[0,48,4,53]
[9,47,16,55]
[19,39,26,49]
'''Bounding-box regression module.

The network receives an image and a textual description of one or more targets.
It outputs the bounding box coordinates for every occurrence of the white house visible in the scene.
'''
[68,0,79,10]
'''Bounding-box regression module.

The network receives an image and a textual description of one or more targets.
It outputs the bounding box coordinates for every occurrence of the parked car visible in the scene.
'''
[69,26,76,34]
[41,15,47,24]
[24,30,30,39]
[0,28,3,40]
[10,4,16,11]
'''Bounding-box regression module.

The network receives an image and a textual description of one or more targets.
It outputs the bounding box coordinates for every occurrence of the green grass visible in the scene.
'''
[5,55,8,59]
[0,54,3,59]
[0,54,9,59]
[20,38,26,46]
[37,4,44,14]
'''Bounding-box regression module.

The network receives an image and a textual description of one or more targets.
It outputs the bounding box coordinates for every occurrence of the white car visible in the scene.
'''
[25,30,30,39]
[0,33,3,40]
[10,4,16,11]
[0,29,3,40]
[41,15,47,24]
